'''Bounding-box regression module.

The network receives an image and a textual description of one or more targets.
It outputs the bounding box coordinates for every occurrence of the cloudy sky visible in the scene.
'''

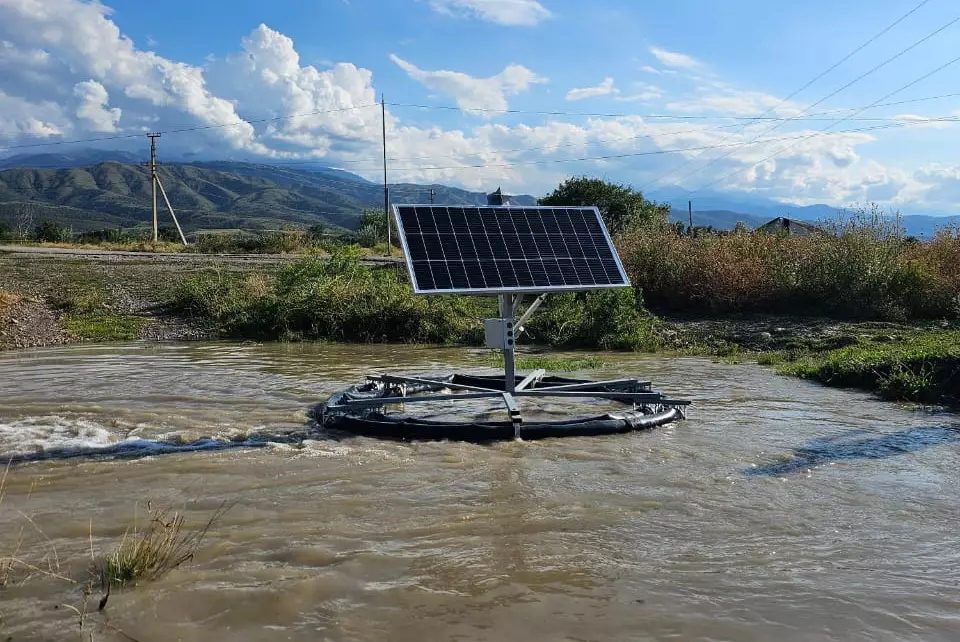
[1,0,960,211]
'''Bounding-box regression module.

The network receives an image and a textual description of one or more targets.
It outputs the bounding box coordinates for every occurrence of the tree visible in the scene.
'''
[540,177,669,235]
[0,221,12,242]
[14,203,36,241]
[34,220,71,243]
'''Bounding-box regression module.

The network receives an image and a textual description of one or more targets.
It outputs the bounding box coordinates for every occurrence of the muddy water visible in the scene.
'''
[0,342,958,642]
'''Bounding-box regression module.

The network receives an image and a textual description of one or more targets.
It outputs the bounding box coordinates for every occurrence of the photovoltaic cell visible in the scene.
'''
[393,205,630,295]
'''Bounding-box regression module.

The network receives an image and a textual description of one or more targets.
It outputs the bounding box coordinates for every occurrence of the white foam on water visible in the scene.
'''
[0,416,270,461]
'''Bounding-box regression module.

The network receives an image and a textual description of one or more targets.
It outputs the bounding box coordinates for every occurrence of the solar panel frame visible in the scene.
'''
[392,204,632,295]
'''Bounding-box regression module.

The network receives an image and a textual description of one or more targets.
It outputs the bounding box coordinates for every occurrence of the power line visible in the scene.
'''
[315,117,960,173]
[804,91,960,116]
[691,54,960,195]
[0,103,381,151]
[639,0,934,191]
[387,101,938,122]
[663,9,960,189]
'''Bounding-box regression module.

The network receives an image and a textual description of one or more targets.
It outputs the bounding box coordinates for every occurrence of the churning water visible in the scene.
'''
[0,342,957,641]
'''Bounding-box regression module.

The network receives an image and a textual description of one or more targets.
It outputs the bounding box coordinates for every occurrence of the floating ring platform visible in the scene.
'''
[317,372,689,442]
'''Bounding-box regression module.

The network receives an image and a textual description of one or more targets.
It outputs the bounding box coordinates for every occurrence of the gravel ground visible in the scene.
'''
[0,253,213,350]
[0,295,70,350]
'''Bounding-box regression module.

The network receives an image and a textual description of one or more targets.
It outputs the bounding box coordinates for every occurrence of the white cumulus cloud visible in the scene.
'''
[73,80,121,132]
[390,54,546,113]
[427,0,551,26]
[0,0,952,211]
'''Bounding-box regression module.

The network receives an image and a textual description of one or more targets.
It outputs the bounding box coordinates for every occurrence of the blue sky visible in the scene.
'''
[2,0,960,212]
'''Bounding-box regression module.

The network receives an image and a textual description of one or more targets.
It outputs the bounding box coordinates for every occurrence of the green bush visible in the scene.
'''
[34,220,72,243]
[167,249,660,350]
[0,221,13,241]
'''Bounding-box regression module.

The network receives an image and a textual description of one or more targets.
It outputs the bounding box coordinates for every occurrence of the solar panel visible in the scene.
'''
[393,204,631,295]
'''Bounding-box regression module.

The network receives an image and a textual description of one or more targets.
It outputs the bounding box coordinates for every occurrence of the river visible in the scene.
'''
[0,342,957,641]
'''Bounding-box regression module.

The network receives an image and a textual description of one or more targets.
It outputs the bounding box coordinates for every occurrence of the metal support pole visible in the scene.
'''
[155,177,188,245]
[381,94,390,256]
[148,133,161,242]
[499,294,516,393]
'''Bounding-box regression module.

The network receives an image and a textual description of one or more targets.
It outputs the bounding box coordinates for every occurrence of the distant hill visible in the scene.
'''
[0,149,145,170]
[668,208,768,230]
[0,160,536,232]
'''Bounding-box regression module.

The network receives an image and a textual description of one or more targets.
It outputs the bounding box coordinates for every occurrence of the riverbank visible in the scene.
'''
[2,250,958,405]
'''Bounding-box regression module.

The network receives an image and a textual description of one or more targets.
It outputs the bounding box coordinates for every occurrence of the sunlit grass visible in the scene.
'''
[0,290,20,313]
[65,314,148,341]
[770,331,960,404]
[484,351,606,371]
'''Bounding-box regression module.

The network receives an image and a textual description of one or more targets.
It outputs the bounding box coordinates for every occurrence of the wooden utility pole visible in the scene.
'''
[428,188,436,204]
[688,200,693,232]
[381,93,391,256]
[148,133,161,242]
[146,133,187,246]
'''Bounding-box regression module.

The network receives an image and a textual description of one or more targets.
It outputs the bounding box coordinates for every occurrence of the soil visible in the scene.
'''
[0,295,70,350]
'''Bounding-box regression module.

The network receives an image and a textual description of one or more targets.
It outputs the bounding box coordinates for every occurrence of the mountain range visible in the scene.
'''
[0,149,956,237]
[0,152,535,233]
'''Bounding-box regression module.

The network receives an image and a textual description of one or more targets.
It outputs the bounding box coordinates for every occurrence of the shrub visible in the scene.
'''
[167,249,660,350]
[619,206,960,320]
[34,220,72,243]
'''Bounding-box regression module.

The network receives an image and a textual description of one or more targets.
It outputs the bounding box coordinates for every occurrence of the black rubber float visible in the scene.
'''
[316,374,686,443]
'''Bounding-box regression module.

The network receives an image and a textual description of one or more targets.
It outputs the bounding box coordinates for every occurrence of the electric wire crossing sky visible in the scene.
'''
[393,205,630,295]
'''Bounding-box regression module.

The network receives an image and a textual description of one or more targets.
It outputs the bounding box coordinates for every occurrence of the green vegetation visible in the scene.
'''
[541,176,670,235]
[46,269,114,315]
[97,502,228,590]
[484,352,607,370]
[2,485,228,639]
[168,247,658,350]
[65,314,148,341]
[0,161,522,234]
[760,331,960,405]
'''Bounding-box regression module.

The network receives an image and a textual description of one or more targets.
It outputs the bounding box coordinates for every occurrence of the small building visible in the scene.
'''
[756,216,820,237]
[487,187,512,206]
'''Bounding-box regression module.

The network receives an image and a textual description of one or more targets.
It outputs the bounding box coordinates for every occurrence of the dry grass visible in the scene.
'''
[620,211,960,320]
[0,290,21,314]
[18,241,184,253]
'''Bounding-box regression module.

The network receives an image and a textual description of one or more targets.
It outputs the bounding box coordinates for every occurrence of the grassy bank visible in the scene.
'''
[759,331,960,405]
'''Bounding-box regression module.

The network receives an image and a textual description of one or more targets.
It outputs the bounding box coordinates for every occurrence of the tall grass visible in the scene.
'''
[620,207,960,320]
